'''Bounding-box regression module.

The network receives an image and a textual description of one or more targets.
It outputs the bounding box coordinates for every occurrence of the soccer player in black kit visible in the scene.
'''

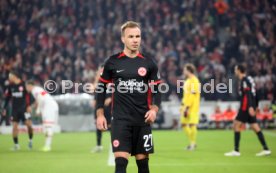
[2,71,33,151]
[225,65,271,156]
[96,21,162,173]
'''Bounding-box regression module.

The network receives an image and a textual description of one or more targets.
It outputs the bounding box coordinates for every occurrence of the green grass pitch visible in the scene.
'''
[0,130,275,173]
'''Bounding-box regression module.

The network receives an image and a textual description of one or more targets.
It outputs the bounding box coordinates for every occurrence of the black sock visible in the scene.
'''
[115,157,128,173]
[28,126,33,140]
[96,129,102,146]
[136,158,149,173]
[13,137,18,144]
[29,132,33,140]
[256,131,269,150]
[234,132,240,152]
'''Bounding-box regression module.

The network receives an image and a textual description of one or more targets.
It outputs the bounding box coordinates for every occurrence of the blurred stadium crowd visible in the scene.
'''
[0,0,275,102]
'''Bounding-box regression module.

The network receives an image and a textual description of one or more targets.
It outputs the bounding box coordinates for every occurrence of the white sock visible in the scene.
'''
[45,127,53,148]
[45,136,52,148]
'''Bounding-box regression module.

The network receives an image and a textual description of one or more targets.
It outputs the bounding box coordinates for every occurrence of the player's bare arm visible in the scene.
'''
[96,108,107,131]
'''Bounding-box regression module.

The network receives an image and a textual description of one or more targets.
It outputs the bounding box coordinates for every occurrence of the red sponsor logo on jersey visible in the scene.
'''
[138,67,147,77]
[19,86,24,92]
[113,140,120,148]
[41,91,47,96]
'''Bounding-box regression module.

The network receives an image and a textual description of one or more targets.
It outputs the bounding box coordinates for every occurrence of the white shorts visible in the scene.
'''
[41,101,59,128]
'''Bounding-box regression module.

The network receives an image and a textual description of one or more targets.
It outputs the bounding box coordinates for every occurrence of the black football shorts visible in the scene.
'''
[12,111,29,123]
[111,120,154,156]
[235,110,257,124]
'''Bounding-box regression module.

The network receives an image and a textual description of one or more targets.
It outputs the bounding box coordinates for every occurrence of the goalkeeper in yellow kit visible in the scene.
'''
[180,64,201,151]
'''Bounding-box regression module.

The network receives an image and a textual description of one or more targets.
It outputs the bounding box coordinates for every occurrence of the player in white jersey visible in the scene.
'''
[26,80,59,152]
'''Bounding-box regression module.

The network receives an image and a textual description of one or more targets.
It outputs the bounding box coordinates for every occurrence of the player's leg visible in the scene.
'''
[96,128,103,147]
[181,115,193,149]
[182,124,193,149]
[224,120,243,156]
[24,119,33,149]
[188,115,199,150]
[42,125,54,152]
[250,123,271,156]
[225,109,248,156]
[133,125,153,173]
[41,108,56,152]
[41,103,58,152]
[91,129,103,153]
[11,121,20,150]
[111,122,132,173]
[114,152,130,173]
[189,124,197,149]
[233,120,243,152]
[182,124,191,141]
[135,154,149,173]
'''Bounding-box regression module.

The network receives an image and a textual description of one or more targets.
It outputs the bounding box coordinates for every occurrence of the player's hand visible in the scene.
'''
[97,114,108,131]
[183,107,189,118]
[26,106,31,113]
[249,107,255,117]
[184,109,188,118]
[145,109,157,124]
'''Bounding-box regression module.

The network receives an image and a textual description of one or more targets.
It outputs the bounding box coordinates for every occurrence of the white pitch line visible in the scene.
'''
[107,144,115,166]
[264,131,276,137]
[127,163,276,167]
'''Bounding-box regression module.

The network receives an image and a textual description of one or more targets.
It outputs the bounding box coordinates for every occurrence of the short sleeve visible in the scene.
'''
[99,58,113,83]
[149,59,161,84]
[242,80,248,90]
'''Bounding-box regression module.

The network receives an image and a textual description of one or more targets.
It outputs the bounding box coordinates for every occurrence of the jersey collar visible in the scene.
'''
[117,52,144,59]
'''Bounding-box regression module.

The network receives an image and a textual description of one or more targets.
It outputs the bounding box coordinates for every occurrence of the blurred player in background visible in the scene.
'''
[26,81,59,152]
[225,64,271,156]
[180,64,201,151]
[96,21,162,173]
[0,108,10,126]
[91,66,112,153]
[2,71,33,151]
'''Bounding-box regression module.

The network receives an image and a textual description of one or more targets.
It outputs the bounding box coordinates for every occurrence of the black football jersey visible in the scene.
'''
[4,81,30,113]
[99,52,161,125]
[239,76,257,111]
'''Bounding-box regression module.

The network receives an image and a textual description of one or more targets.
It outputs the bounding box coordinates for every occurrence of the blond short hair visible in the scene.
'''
[121,21,141,36]
[184,63,196,74]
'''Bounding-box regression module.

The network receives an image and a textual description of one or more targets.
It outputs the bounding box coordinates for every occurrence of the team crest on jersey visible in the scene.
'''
[19,86,24,92]
[113,139,120,148]
[138,67,147,77]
